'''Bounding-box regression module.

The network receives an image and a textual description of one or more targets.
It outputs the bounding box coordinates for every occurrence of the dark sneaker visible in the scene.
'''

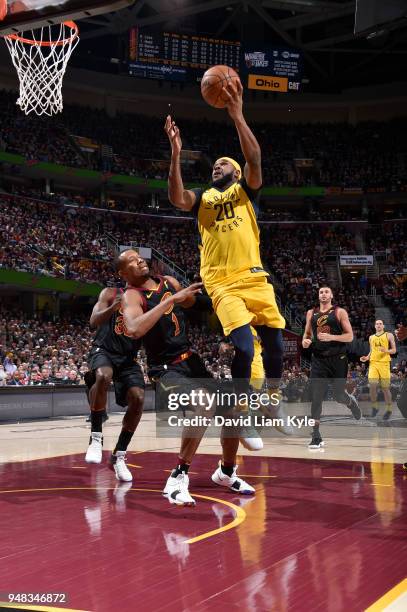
[371,407,379,418]
[308,435,324,450]
[346,391,361,420]
[382,411,392,421]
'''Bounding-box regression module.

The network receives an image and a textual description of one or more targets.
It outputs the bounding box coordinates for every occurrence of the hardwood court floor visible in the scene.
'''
[0,411,406,612]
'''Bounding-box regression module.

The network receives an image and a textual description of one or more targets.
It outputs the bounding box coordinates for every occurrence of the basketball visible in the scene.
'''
[200,65,241,109]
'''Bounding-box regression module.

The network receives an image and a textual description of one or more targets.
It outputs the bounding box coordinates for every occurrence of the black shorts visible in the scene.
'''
[149,353,215,412]
[311,353,348,380]
[88,347,137,371]
[87,347,144,408]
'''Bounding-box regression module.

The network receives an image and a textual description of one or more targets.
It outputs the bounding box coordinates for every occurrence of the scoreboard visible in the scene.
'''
[129,28,240,81]
[242,47,302,92]
[128,28,302,93]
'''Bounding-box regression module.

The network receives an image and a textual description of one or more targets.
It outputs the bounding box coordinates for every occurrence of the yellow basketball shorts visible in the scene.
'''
[368,362,391,388]
[208,275,286,337]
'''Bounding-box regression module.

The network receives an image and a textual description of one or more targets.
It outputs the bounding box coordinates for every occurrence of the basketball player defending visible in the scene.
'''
[85,287,144,482]
[302,286,361,449]
[164,79,288,427]
[117,249,255,506]
[360,320,396,419]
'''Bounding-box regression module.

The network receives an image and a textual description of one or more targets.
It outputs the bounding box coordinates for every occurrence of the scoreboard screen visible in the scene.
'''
[129,28,241,81]
[128,28,302,93]
[242,47,302,93]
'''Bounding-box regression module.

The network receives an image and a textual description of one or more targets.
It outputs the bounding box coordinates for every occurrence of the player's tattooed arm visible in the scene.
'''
[302,309,313,349]
[222,79,262,190]
[90,287,121,329]
[164,115,197,211]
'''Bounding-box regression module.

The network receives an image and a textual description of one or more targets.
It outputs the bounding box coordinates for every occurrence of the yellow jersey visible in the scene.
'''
[192,178,267,288]
[369,332,391,363]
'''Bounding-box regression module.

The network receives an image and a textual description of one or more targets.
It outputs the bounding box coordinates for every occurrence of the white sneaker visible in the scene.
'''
[111,451,133,482]
[163,472,196,506]
[211,463,255,495]
[240,425,264,451]
[85,432,103,463]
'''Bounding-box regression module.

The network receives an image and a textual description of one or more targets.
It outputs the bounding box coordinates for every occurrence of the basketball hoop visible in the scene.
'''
[3,21,79,116]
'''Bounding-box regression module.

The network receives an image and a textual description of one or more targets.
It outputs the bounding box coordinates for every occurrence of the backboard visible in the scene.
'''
[0,0,134,34]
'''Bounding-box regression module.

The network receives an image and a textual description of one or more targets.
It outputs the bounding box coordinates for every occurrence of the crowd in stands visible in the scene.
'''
[261,224,359,326]
[380,275,407,326]
[0,193,203,283]
[366,223,407,274]
[0,311,230,387]
[0,192,362,285]
[6,306,401,391]
[1,92,407,392]
[0,296,404,387]
[0,92,85,168]
[1,191,406,338]
[7,185,382,222]
[0,310,92,386]
[1,90,407,189]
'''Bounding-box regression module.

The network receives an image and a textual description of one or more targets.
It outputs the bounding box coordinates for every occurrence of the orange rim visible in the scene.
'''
[5,20,79,46]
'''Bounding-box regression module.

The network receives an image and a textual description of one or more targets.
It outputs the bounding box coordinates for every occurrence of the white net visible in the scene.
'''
[4,21,79,116]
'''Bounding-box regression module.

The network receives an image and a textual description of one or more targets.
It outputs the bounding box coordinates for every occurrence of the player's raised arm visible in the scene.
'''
[164,115,197,211]
[89,287,121,328]
[222,80,262,190]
